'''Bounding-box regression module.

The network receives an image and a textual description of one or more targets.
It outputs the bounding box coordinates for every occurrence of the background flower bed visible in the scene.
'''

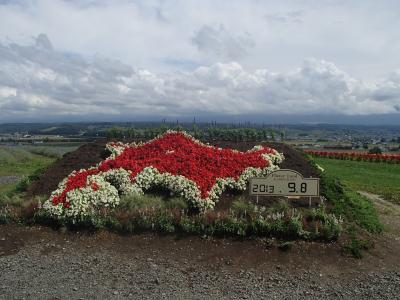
[306,150,400,164]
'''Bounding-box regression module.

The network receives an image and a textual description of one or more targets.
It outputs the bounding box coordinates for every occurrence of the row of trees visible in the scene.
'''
[106,126,285,142]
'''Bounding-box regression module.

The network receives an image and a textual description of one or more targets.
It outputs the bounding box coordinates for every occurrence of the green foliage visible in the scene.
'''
[310,204,330,222]
[26,146,75,159]
[231,198,256,216]
[0,194,25,207]
[269,200,290,214]
[119,194,188,212]
[320,174,383,233]
[0,208,12,224]
[3,193,342,241]
[287,215,304,237]
[343,226,373,258]
[314,157,400,205]
[0,147,33,164]
[106,126,280,142]
[119,194,165,211]
[319,217,342,241]
[164,197,188,210]
[0,146,55,177]
[368,146,382,154]
[0,196,46,225]
[14,176,31,193]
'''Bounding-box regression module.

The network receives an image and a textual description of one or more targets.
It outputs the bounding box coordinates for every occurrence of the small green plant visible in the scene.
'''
[0,207,13,224]
[310,204,329,222]
[319,217,342,241]
[343,226,373,258]
[119,194,165,211]
[164,197,188,210]
[231,198,256,216]
[14,176,31,193]
[154,212,175,233]
[269,200,290,214]
[287,215,304,237]
[0,194,25,208]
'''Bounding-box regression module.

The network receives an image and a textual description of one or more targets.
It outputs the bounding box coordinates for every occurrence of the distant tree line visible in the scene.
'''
[106,125,285,142]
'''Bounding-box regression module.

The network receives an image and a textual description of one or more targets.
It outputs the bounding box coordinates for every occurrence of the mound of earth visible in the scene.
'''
[27,139,319,209]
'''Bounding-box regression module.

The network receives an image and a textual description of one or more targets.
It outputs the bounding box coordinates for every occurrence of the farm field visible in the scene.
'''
[314,157,400,204]
[0,145,79,194]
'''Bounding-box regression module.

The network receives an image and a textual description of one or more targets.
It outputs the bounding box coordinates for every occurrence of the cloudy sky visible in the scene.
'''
[0,0,400,123]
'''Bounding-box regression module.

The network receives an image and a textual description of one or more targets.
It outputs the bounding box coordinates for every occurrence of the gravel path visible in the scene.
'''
[1,224,400,300]
[0,175,21,185]
[1,245,399,299]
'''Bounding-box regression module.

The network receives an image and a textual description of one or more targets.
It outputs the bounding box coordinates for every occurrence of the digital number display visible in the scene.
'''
[252,182,308,194]
[252,184,275,194]
[249,170,319,197]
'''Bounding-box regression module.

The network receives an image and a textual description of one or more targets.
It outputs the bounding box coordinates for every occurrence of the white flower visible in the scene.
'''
[42,130,285,219]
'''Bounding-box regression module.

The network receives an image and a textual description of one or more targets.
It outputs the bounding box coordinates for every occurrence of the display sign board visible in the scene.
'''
[249,169,319,197]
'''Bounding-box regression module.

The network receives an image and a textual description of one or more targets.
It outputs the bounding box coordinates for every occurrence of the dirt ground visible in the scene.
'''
[1,193,400,299]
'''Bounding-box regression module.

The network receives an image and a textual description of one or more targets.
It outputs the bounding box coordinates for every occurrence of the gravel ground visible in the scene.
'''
[1,247,400,299]
[0,176,21,185]
[1,224,400,300]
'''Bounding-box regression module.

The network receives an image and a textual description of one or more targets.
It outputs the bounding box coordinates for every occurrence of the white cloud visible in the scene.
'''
[0,34,399,121]
[192,24,254,61]
[264,10,304,24]
[1,0,400,78]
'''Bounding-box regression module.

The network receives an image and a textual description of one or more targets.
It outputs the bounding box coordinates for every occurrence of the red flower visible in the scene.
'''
[53,133,279,207]
[305,150,400,164]
[91,182,100,191]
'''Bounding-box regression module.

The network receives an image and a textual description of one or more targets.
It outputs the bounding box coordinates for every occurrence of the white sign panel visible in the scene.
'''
[250,169,319,197]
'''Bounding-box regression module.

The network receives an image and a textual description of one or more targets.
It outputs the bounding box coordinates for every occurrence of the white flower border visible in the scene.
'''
[42,131,284,219]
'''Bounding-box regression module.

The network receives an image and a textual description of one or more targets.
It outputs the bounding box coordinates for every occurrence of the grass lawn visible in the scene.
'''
[0,147,58,194]
[0,183,16,194]
[0,147,56,177]
[314,157,400,204]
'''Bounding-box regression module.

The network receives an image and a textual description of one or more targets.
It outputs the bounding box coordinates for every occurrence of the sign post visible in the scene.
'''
[249,169,320,206]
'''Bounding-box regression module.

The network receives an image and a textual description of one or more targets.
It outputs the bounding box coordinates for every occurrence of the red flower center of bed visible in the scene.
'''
[52,133,278,207]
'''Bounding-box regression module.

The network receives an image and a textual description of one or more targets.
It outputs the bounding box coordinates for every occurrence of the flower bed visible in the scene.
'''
[42,131,283,219]
[305,150,400,164]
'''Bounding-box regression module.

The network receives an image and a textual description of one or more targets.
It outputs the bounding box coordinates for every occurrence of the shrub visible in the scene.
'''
[0,207,13,224]
[0,194,25,208]
[119,194,165,211]
[368,147,382,154]
[164,197,188,210]
[14,176,31,193]
[231,198,256,216]
[343,226,373,258]
[269,200,290,214]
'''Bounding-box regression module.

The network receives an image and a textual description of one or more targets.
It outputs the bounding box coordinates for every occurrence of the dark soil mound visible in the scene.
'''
[27,141,109,198]
[27,139,319,210]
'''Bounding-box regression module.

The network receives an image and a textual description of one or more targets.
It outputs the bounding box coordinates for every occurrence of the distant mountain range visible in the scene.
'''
[2,113,400,126]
